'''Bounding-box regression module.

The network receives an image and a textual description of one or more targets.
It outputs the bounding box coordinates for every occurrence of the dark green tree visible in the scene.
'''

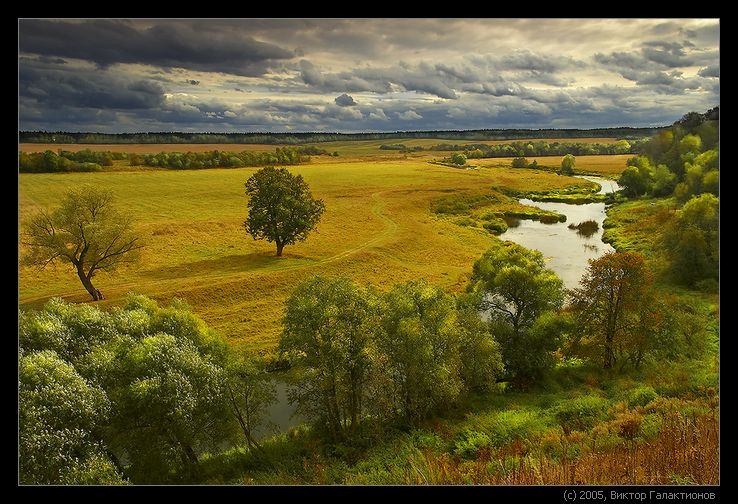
[619,156,654,197]
[224,355,277,449]
[374,280,465,423]
[662,193,719,286]
[280,276,379,439]
[244,167,326,256]
[511,157,529,168]
[467,241,564,387]
[450,153,467,166]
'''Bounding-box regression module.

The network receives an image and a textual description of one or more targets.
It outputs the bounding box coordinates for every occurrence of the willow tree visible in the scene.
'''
[467,241,565,387]
[22,186,142,300]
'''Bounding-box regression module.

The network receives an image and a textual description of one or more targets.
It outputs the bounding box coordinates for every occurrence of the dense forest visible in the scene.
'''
[19,127,666,145]
[381,139,643,157]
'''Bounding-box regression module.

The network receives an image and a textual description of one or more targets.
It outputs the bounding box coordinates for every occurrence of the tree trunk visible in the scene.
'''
[276,241,284,256]
[603,332,614,369]
[76,265,103,301]
[181,441,199,466]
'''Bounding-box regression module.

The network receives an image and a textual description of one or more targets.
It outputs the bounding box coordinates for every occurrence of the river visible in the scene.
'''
[257,175,621,439]
[498,175,621,289]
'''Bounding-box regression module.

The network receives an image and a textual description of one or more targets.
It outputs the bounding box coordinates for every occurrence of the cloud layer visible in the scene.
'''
[18,19,719,132]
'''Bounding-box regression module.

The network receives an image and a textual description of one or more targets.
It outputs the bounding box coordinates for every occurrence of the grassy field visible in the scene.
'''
[477,154,631,176]
[20,154,601,352]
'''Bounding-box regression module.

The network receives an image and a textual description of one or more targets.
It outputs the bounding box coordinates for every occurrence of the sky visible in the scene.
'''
[18,18,720,133]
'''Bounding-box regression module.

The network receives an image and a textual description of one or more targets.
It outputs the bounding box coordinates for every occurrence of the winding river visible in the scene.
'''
[257,175,621,439]
[499,175,621,289]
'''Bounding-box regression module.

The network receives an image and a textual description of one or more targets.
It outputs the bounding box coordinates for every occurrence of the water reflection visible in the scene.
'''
[499,176,620,289]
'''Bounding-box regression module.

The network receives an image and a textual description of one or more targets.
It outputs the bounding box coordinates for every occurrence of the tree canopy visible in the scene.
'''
[22,186,142,300]
[280,276,380,439]
[662,193,719,287]
[568,251,656,370]
[560,154,576,175]
[467,241,565,387]
[18,295,252,484]
[244,167,326,256]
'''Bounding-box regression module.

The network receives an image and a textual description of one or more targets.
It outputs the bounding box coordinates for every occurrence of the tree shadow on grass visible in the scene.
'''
[143,251,315,280]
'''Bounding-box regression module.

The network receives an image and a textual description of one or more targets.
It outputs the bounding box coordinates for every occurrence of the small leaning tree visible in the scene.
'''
[244,166,325,256]
[22,186,142,300]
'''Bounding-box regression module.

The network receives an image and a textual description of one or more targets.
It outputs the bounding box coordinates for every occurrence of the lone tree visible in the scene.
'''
[560,154,576,175]
[244,166,325,256]
[22,186,142,301]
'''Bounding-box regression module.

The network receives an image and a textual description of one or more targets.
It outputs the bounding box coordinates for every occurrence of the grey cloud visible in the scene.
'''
[500,50,580,73]
[642,46,692,67]
[19,19,294,76]
[698,65,720,78]
[300,60,458,98]
[17,19,719,133]
[594,52,652,71]
[187,79,200,85]
[334,93,356,107]
[20,63,165,110]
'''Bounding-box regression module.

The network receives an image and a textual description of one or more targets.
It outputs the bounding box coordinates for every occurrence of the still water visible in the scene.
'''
[499,175,621,289]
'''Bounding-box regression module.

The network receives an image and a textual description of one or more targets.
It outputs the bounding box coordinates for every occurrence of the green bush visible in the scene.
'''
[458,409,551,459]
[628,386,659,408]
[453,429,492,459]
[554,396,609,434]
[453,216,477,227]
[482,218,508,234]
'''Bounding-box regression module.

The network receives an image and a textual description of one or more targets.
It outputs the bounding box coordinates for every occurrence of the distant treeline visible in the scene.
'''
[132,146,329,169]
[19,127,667,145]
[380,139,645,157]
[19,146,330,173]
[19,149,128,173]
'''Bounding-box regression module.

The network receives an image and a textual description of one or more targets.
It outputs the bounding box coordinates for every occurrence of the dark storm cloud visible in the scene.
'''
[18,19,294,76]
[334,94,356,107]
[20,63,165,110]
[17,19,718,133]
[698,65,720,78]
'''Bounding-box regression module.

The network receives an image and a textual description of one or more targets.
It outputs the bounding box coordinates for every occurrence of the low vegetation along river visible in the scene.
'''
[499,175,621,289]
[258,175,621,440]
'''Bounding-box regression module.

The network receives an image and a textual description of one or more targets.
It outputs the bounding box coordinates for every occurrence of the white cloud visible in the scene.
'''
[397,110,422,120]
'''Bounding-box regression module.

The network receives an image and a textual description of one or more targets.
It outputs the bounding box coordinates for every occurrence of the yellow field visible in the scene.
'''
[477,154,630,176]
[18,151,622,352]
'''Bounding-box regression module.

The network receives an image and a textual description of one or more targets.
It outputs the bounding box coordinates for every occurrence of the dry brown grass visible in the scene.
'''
[477,154,632,176]
[402,410,718,485]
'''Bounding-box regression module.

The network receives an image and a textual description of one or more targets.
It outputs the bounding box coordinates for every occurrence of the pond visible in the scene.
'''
[251,378,307,440]
[498,175,621,289]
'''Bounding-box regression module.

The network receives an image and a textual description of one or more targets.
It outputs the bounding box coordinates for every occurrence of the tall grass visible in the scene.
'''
[400,409,718,485]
